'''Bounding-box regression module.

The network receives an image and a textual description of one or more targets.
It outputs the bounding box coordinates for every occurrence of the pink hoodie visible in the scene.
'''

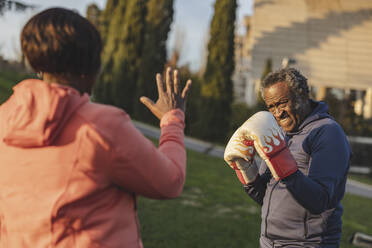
[0,79,186,247]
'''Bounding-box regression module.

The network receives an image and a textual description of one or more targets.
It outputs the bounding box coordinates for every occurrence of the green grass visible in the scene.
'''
[138,148,372,247]
[342,194,372,247]
[0,70,371,247]
[348,174,372,186]
[0,77,14,103]
[138,149,261,247]
[0,70,31,103]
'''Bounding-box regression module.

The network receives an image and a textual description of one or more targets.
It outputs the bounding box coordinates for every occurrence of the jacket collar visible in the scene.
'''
[286,100,331,136]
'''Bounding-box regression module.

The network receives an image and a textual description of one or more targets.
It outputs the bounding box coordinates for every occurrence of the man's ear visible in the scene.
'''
[291,93,305,111]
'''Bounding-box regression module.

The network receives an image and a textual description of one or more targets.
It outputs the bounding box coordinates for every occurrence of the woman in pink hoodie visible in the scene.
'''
[0,7,191,248]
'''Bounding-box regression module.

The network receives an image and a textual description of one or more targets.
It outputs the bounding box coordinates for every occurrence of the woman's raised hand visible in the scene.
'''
[140,67,192,120]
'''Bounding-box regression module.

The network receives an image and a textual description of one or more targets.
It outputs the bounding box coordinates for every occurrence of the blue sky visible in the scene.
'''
[0,0,252,71]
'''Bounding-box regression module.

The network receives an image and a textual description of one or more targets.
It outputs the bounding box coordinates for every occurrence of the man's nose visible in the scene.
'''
[273,107,283,118]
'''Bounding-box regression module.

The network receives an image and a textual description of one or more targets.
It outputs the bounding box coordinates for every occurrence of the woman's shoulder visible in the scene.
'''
[81,101,129,119]
[74,101,133,141]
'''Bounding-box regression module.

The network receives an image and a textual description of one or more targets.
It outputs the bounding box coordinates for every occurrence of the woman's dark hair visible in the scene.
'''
[21,7,102,93]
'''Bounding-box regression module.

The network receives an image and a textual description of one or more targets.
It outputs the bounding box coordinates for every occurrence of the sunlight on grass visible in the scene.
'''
[0,72,371,247]
[139,149,261,247]
[138,148,372,247]
[348,174,372,186]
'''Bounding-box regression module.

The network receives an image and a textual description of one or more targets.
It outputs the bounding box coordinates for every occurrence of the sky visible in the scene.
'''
[0,0,252,71]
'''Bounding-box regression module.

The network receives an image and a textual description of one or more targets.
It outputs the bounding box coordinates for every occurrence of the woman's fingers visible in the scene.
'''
[140,68,191,120]
[165,67,173,94]
[139,96,155,109]
[140,96,162,119]
[182,79,192,100]
[156,73,165,97]
[173,69,180,95]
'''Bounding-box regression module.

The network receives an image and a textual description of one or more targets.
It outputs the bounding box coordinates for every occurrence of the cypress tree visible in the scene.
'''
[86,3,101,28]
[134,0,174,123]
[112,0,147,113]
[255,58,273,105]
[92,0,122,104]
[99,0,119,46]
[261,58,272,80]
[93,0,147,114]
[199,0,237,142]
[0,0,34,15]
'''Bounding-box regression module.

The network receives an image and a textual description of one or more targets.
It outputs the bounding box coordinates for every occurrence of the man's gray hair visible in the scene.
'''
[260,68,310,99]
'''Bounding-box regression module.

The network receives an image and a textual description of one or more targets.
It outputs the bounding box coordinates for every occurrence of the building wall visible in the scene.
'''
[250,0,372,90]
[233,16,257,105]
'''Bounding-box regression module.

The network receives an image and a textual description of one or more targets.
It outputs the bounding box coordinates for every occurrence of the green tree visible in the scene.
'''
[92,0,121,104]
[256,58,273,107]
[86,3,101,28]
[199,0,237,143]
[94,0,147,115]
[324,89,372,137]
[261,58,272,80]
[134,0,174,123]
[0,0,34,15]
[99,0,119,46]
[113,0,147,114]
[179,67,202,137]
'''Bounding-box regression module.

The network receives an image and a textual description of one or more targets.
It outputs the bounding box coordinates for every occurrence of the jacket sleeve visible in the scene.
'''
[282,123,351,214]
[243,161,272,205]
[107,109,186,199]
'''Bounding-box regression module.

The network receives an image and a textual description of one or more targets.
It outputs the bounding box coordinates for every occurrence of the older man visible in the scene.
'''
[225,68,351,247]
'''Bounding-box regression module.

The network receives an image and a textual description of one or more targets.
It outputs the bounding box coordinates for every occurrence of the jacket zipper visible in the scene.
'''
[265,180,279,237]
[304,211,308,238]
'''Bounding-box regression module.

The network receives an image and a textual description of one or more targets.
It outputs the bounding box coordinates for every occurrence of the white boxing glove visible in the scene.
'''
[224,124,259,184]
[239,111,298,180]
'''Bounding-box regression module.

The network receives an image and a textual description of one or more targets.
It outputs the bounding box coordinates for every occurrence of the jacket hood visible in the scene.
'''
[0,79,89,147]
[286,100,331,136]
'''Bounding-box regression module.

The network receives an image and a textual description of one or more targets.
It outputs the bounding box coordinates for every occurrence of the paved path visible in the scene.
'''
[133,121,372,199]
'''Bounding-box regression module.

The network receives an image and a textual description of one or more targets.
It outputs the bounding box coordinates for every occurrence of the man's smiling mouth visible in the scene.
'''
[279,117,290,124]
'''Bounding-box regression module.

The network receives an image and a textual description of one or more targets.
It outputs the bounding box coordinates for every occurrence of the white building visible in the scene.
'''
[233,0,372,118]
[233,16,259,106]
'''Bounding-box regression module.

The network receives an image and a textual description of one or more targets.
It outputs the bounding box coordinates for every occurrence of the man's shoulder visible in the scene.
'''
[297,114,345,141]
[305,117,349,146]
[304,115,341,132]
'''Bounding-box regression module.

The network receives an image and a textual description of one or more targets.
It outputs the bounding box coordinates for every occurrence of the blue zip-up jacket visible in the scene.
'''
[244,101,351,247]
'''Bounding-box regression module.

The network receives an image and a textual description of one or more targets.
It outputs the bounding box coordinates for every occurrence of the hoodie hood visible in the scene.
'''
[0,79,89,147]
[286,100,331,136]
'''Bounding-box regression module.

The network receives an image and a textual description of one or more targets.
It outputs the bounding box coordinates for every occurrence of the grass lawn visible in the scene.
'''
[0,77,14,103]
[0,70,31,103]
[138,148,372,248]
[0,70,371,247]
[349,174,372,186]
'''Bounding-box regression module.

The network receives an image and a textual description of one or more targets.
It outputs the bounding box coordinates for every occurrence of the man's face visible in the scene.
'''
[263,82,305,133]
